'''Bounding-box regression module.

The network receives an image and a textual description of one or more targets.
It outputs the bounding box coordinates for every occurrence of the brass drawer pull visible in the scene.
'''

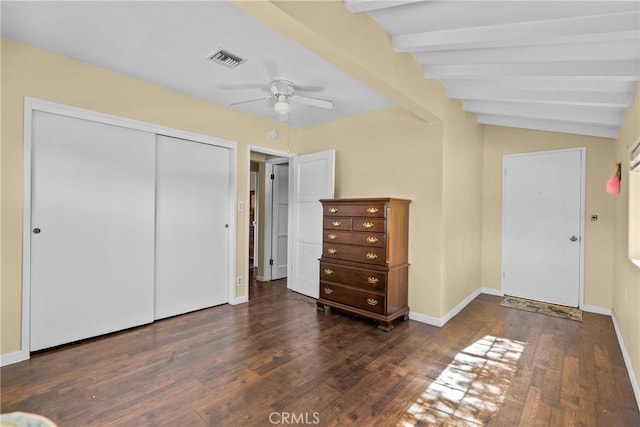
[362,221,374,229]
[327,233,337,240]
[323,288,334,295]
[367,298,379,306]
[324,268,334,275]
[331,221,342,227]
[366,207,379,214]
[328,248,338,254]
[365,253,378,260]
[328,207,338,213]
[367,277,379,284]
[366,236,378,243]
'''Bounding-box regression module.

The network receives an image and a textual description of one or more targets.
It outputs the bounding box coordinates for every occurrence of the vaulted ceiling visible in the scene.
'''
[2,1,639,138]
[345,0,640,139]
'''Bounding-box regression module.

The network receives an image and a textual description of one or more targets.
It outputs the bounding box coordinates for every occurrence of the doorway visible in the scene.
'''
[501,148,585,307]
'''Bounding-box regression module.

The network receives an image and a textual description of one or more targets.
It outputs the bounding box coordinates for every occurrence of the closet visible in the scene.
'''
[29,109,232,351]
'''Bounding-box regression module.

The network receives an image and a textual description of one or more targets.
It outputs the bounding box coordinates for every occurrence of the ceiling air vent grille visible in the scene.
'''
[206,49,246,69]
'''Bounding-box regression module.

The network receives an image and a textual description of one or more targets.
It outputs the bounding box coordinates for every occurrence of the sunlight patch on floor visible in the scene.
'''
[399,335,526,426]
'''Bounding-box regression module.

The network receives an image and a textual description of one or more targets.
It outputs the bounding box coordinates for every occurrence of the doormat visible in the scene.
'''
[500,295,582,321]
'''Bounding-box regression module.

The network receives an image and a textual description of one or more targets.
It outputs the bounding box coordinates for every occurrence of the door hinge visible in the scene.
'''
[269,259,274,266]
[270,173,275,180]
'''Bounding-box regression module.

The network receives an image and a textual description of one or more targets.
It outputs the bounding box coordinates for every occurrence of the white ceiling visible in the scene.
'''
[2,1,639,138]
[0,1,392,128]
[346,0,640,139]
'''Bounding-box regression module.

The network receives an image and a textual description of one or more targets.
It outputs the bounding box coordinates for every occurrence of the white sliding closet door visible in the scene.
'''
[30,111,156,351]
[155,135,230,319]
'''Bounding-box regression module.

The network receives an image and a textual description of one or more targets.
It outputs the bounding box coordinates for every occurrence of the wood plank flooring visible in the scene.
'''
[1,273,638,426]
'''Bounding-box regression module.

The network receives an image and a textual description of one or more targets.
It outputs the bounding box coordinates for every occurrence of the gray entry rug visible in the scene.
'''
[500,295,583,321]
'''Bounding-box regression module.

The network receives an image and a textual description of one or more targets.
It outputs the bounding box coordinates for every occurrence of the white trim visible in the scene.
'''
[480,287,504,297]
[0,351,29,367]
[21,97,238,361]
[611,310,640,409]
[233,296,249,305]
[581,304,612,316]
[441,289,482,326]
[246,145,294,290]
[501,147,586,308]
[408,311,443,327]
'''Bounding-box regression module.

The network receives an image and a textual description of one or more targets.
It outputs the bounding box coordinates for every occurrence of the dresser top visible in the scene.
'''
[320,197,411,204]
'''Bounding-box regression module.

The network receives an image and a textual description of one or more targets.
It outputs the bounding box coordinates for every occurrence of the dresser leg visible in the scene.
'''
[377,321,394,332]
[316,301,325,312]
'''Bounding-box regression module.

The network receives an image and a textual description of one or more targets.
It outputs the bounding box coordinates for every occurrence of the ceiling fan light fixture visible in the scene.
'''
[274,96,290,115]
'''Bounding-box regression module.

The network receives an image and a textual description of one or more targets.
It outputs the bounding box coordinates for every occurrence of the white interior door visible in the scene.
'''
[289,150,335,298]
[271,163,289,280]
[502,148,584,307]
[155,135,230,319]
[30,111,156,351]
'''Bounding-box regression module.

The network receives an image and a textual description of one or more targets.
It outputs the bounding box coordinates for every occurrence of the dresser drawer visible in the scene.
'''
[322,243,386,266]
[319,262,386,292]
[323,203,386,218]
[323,230,386,248]
[352,218,385,233]
[323,217,352,231]
[319,283,385,315]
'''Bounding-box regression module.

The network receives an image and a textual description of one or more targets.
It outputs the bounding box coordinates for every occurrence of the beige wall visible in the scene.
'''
[613,82,640,402]
[0,39,295,353]
[298,106,446,316]
[481,125,616,308]
[441,109,485,316]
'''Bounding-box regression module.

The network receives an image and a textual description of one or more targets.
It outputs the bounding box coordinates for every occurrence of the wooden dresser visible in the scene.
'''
[316,198,411,331]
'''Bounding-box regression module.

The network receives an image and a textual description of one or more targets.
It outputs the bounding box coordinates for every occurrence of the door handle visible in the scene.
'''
[33,228,41,234]
[569,235,578,242]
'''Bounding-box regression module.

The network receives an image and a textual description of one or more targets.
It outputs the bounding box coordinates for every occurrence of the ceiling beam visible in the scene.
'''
[424,60,639,80]
[414,39,639,65]
[344,0,425,14]
[477,114,618,139]
[465,100,625,126]
[393,10,640,52]
[441,78,636,94]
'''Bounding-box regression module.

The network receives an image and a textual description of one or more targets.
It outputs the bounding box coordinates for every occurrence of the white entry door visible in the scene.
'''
[271,163,289,280]
[502,148,584,307]
[154,135,230,319]
[30,111,156,351]
[289,150,335,298]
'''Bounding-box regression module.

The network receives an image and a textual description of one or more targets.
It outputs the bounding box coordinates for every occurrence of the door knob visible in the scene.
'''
[569,235,578,242]
[32,228,41,234]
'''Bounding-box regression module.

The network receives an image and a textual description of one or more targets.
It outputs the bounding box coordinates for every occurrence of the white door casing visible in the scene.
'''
[289,150,336,298]
[30,111,156,351]
[154,135,230,320]
[502,148,585,307]
[271,163,289,280]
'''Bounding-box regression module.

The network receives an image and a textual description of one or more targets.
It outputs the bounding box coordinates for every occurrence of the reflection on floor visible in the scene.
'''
[400,335,525,425]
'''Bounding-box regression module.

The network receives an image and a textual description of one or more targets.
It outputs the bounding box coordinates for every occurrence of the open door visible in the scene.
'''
[270,163,289,280]
[288,150,335,298]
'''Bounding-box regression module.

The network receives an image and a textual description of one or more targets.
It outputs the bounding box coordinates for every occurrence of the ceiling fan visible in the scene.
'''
[230,80,334,118]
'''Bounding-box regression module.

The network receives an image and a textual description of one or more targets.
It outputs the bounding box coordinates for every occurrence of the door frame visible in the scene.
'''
[500,147,586,308]
[265,158,290,281]
[20,97,238,363]
[246,146,293,285]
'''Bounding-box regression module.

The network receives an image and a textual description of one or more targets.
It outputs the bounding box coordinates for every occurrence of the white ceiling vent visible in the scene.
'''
[206,48,246,69]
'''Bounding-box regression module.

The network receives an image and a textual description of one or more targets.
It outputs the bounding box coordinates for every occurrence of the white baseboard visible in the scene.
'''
[480,287,504,297]
[256,275,266,282]
[231,295,248,305]
[1,350,29,367]
[611,310,640,410]
[581,304,612,316]
[408,311,443,327]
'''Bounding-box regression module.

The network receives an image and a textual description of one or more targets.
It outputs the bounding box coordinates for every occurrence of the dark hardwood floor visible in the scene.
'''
[1,271,638,426]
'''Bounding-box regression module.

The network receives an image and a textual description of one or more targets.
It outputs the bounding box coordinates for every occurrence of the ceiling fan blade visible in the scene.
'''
[230,96,273,106]
[219,83,269,91]
[291,95,334,110]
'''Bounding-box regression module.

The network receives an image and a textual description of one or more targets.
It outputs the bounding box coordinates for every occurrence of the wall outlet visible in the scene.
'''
[238,201,244,212]
[236,276,243,286]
